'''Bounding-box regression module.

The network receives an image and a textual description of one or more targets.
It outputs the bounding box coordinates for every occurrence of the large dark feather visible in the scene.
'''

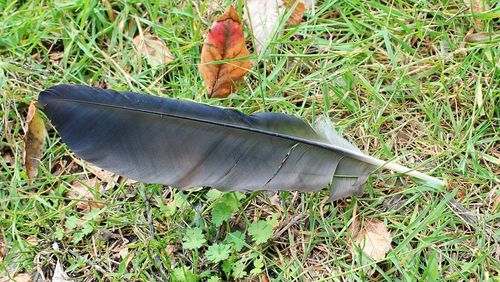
[38,85,444,200]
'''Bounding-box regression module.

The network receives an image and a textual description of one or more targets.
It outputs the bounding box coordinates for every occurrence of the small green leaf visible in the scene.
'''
[65,216,78,230]
[182,227,206,250]
[248,220,273,244]
[206,277,221,282]
[171,266,196,282]
[206,243,231,263]
[222,258,233,277]
[226,231,245,252]
[54,226,64,240]
[72,231,85,244]
[211,193,242,226]
[206,189,223,201]
[267,212,280,228]
[221,193,241,210]
[254,257,264,269]
[211,202,234,227]
[173,192,190,209]
[81,222,94,235]
[232,260,247,279]
[250,257,264,275]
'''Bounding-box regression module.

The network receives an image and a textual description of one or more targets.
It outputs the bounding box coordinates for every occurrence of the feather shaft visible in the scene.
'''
[38,84,445,200]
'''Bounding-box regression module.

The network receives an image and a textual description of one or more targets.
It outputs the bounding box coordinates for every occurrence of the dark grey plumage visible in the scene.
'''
[39,84,377,200]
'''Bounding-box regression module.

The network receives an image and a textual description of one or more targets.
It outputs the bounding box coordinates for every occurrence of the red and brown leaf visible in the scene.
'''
[199,5,251,98]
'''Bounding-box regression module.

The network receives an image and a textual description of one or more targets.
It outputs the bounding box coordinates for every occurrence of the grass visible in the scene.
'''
[1,0,498,281]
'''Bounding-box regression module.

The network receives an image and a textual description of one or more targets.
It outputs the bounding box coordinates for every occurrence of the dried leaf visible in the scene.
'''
[493,194,500,212]
[66,178,104,211]
[1,150,13,167]
[165,245,176,267]
[350,218,392,262]
[85,162,115,181]
[245,0,313,53]
[464,32,497,43]
[0,273,32,282]
[24,101,47,183]
[117,246,129,259]
[284,0,306,25]
[26,236,39,246]
[52,260,70,282]
[301,0,315,9]
[463,0,489,30]
[49,52,64,62]
[199,5,251,98]
[245,0,283,54]
[133,33,173,67]
[115,245,135,268]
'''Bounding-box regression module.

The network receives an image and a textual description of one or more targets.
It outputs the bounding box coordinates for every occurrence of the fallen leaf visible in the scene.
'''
[49,52,64,63]
[300,0,315,9]
[245,0,283,54]
[133,33,173,67]
[245,0,314,53]
[117,246,129,259]
[349,218,392,262]
[52,260,70,282]
[0,273,32,282]
[85,162,115,181]
[165,245,176,267]
[199,5,251,98]
[284,0,306,25]
[84,162,120,191]
[26,236,39,246]
[464,32,497,43]
[66,178,104,211]
[24,101,47,183]
[1,150,13,167]
[463,0,489,30]
[122,249,135,269]
[114,244,135,268]
[493,194,500,212]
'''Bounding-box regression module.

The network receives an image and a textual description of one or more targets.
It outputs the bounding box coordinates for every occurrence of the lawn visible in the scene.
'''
[0,0,498,281]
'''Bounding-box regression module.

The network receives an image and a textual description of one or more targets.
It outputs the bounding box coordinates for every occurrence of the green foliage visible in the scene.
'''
[161,192,191,217]
[54,226,64,240]
[210,193,242,227]
[65,216,78,230]
[171,267,197,282]
[64,209,102,244]
[205,243,231,263]
[211,202,235,227]
[225,231,245,252]
[232,260,247,279]
[248,220,273,245]
[250,257,264,276]
[182,227,206,250]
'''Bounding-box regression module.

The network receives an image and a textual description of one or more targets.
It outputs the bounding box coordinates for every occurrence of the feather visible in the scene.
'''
[38,85,445,200]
